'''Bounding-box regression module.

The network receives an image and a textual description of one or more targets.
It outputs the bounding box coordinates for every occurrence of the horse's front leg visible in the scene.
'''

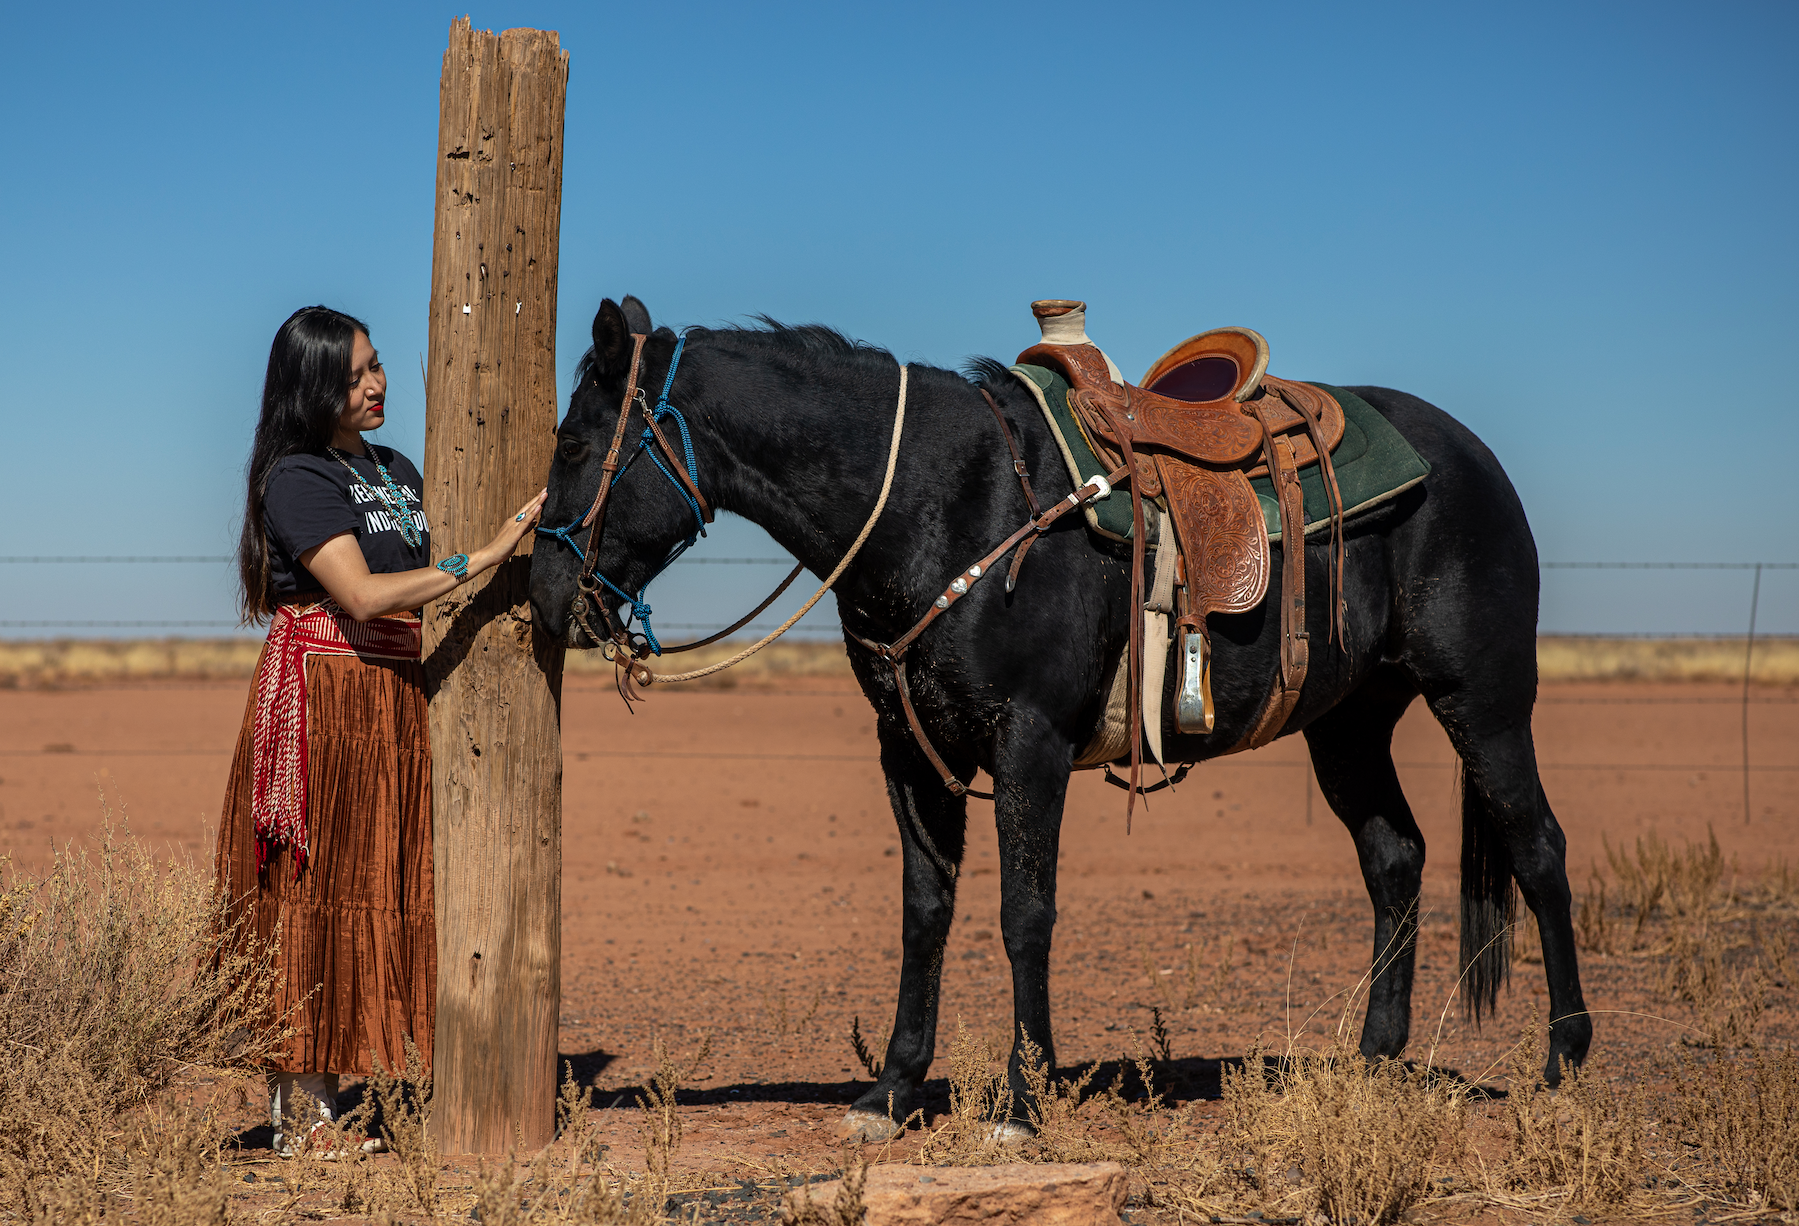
[992,714,1074,1136]
[844,722,969,1140]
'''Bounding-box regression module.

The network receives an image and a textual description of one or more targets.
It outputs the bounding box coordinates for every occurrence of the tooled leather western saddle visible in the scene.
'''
[1013,299,1347,793]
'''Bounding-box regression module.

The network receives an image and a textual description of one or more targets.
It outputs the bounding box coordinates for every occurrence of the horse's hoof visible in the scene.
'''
[986,1120,1035,1146]
[841,1110,901,1142]
[1543,1051,1582,1088]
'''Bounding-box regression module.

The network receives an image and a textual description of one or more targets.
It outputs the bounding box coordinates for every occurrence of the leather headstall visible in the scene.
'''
[564,331,719,697]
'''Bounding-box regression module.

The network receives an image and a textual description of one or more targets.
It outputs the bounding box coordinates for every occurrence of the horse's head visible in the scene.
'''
[530,295,711,650]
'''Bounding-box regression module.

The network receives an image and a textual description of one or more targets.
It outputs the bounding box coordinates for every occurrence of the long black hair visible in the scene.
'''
[237,306,369,622]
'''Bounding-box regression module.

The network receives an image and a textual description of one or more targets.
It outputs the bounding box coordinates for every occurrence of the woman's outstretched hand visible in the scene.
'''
[299,489,551,622]
[473,489,548,571]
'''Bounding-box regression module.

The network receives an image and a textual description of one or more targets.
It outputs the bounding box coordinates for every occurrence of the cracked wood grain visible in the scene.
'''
[422,15,568,1157]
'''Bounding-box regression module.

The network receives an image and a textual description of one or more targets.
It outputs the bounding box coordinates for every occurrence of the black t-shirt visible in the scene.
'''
[263,446,431,596]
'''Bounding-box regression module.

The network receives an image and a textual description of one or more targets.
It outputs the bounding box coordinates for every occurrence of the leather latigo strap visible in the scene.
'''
[1067,388,1163,500]
[1271,382,1347,646]
[1230,385,1354,752]
[1244,377,1345,476]
[1082,397,1149,829]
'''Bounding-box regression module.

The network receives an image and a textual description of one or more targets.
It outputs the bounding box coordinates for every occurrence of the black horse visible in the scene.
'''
[529,296,1591,1133]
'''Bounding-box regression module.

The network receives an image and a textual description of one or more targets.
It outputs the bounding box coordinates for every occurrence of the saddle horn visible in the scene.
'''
[1031,300,1125,387]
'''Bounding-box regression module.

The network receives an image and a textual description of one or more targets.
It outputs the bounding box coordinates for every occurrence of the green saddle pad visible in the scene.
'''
[1008,365,1430,543]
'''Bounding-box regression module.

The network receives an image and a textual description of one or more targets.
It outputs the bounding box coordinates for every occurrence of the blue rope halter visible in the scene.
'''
[536,334,704,655]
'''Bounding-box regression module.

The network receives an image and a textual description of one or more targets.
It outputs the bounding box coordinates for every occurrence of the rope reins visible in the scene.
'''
[645,366,909,685]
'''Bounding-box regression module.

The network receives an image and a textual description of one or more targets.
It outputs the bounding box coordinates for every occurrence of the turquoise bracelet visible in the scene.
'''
[436,553,470,579]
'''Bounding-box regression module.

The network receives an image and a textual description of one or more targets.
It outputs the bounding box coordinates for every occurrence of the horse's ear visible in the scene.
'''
[590,299,632,379]
[620,295,652,336]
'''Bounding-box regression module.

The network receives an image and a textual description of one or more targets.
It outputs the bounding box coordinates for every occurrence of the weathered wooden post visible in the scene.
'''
[422,17,568,1155]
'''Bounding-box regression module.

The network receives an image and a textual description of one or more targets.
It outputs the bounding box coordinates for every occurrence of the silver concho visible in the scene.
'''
[949,578,968,595]
[934,595,950,609]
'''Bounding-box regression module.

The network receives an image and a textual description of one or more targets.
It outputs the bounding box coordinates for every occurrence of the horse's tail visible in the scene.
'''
[1457,760,1516,1024]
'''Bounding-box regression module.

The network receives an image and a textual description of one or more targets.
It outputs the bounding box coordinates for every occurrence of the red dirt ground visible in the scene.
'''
[2,672,1795,1217]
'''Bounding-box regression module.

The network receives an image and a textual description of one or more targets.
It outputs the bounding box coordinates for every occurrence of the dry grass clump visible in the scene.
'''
[0,824,716,1226]
[1605,826,1726,948]
[908,1020,1014,1163]
[1500,1016,1646,1212]
[1573,826,1725,957]
[1573,827,1794,1050]
[1672,1046,1799,1212]
[783,1149,868,1226]
[261,1039,453,1221]
[1015,1037,1111,1163]
[896,1020,1149,1169]
[0,814,284,1218]
[28,1099,237,1226]
[464,1070,629,1226]
[440,1034,712,1225]
[635,1032,711,1213]
[370,1037,440,1216]
[1195,1041,1466,1226]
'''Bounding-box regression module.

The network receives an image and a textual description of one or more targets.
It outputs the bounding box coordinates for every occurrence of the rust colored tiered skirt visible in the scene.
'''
[215,650,437,1074]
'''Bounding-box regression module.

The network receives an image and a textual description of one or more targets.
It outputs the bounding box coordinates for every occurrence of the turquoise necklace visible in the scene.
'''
[327,442,422,547]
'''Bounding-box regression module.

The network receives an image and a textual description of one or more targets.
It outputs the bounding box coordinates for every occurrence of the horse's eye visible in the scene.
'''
[558,436,587,461]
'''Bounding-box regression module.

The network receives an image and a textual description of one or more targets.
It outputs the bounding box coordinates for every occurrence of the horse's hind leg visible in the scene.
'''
[1429,692,1592,1085]
[1303,669,1427,1060]
[845,725,969,1138]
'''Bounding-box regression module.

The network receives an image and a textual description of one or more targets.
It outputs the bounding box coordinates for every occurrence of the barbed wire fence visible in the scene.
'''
[2,557,1793,824]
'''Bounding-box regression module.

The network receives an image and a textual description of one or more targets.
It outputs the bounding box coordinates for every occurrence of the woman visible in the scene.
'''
[215,305,544,1156]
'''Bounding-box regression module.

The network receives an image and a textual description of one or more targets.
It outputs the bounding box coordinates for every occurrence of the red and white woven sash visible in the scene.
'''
[250,600,421,872]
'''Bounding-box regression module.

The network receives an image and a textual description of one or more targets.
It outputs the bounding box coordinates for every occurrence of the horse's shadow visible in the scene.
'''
[577,1051,1500,1114]
[580,1055,1234,1114]
[222,1050,1502,1152]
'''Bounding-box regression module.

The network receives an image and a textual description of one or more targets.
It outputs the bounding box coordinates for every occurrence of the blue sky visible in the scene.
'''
[1,0,1793,637]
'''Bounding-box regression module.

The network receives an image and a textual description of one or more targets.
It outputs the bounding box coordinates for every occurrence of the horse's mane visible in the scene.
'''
[715,316,893,363]
[712,320,1017,395]
[572,316,1002,391]
[961,355,1012,388]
